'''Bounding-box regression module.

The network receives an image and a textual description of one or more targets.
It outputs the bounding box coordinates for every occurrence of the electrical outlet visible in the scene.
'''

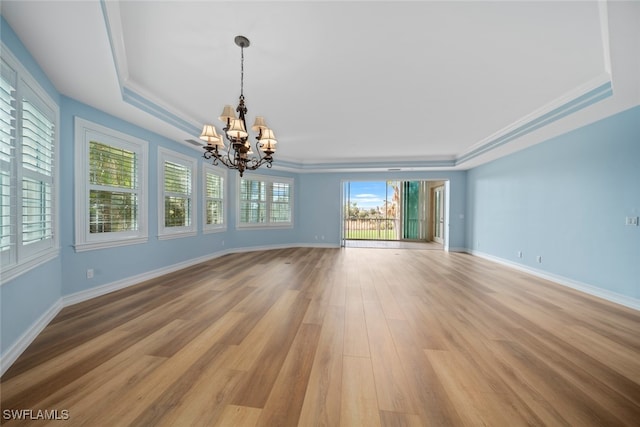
[87,269,94,279]
[536,256,542,263]
[517,251,523,258]
[626,216,639,226]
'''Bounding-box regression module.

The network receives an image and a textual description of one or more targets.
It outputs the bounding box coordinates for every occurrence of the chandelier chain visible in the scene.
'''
[240,46,244,97]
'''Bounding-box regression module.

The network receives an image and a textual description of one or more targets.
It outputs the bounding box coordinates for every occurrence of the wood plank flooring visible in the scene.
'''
[1,247,639,426]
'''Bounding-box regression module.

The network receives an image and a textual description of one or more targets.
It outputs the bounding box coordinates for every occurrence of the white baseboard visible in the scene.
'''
[61,248,234,306]
[229,242,340,253]
[470,249,640,311]
[1,299,63,376]
[63,243,339,306]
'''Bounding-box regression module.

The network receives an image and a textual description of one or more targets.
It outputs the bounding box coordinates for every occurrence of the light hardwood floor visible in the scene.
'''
[1,247,639,426]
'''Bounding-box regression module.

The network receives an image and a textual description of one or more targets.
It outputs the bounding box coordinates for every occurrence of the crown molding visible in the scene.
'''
[99,0,633,174]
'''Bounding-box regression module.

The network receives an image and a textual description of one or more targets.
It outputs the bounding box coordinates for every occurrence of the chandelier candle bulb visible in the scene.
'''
[219,105,236,123]
[201,35,277,177]
[199,125,224,147]
[252,116,267,131]
[227,118,248,139]
[259,128,276,143]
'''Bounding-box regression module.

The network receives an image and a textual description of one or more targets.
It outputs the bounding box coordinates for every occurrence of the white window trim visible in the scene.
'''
[236,173,294,230]
[158,147,197,240]
[74,117,149,252]
[202,164,226,234]
[1,43,60,285]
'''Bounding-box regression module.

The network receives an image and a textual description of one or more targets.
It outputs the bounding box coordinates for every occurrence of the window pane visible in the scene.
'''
[89,190,138,233]
[164,161,191,194]
[270,203,291,222]
[22,178,52,245]
[206,173,222,198]
[271,183,291,222]
[240,201,266,223]
[272,182,290,202]
[206,200,223,225]
[0,62,16,165]
[0,166,12,253]
[0,64,15,255]
[205,171,223,226]
[240,179,267,224]
[22,99,55,176]
[90,141,137,189]
[165,196,191,227]
[88,141,139,234]
[240,179,265,201]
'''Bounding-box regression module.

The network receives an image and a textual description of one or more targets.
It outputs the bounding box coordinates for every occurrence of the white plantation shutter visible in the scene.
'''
[0,49,58,281]
[270,182,291,223]
[158,148,196,239]
[21,94,55,246]
[238,175,293,228]
[204,167,224,230]
[89,141,139,233]
[164,160,192,227]
[0,60,16,264]
[240,179,266,224]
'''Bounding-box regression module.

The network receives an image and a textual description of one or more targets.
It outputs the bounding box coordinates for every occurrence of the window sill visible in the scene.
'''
[74,236,148,253]
[236,224,293,231]
[158,230,198,241]
[203,226,227,234]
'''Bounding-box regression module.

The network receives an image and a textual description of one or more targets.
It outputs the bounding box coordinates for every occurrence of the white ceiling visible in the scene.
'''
[2,1,638,172]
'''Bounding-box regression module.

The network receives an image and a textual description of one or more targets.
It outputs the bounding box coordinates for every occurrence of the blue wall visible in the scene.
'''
[467,106,640,300]
[1,16,62,361]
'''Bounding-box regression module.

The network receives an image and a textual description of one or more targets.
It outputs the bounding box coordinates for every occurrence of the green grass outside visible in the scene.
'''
[345,229,397,240]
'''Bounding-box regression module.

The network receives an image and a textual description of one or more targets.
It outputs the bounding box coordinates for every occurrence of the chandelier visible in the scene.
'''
[200,35,277,177]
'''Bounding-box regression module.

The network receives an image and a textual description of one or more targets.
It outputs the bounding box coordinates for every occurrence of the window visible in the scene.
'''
[203,164,226,233]
[74,118,148,251]
[1,47,59,282]
[158,148,196,239]
[0,60,16,266]
[238,174,293,229]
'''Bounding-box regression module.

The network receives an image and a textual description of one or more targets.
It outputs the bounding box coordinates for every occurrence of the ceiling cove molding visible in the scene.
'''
[100,0,201,137]
[99,1,614,173]
[455,75,613,166]
[99,0,127,95]
[271,158,459,174]
[121,86,201,137]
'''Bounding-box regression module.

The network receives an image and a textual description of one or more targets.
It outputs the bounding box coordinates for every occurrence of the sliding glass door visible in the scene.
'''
[343,180,441,243]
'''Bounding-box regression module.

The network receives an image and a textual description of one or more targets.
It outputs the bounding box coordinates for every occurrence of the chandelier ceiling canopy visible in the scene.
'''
[201,35,277,177]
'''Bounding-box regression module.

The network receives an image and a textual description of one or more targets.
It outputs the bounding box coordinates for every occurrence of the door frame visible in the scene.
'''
[431,184,445,244]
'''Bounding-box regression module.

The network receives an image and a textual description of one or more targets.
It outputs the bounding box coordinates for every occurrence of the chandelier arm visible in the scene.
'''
[227,139,242,168]
[253,139,265,163]
[227,142,234,166]
[203,148,235,171]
